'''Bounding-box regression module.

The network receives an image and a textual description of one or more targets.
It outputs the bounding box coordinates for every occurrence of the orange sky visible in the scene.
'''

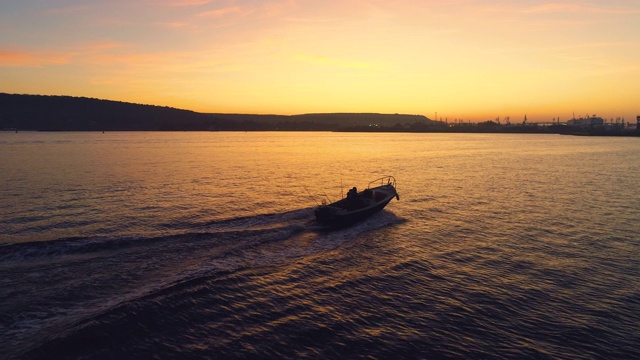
[1,0,639,122]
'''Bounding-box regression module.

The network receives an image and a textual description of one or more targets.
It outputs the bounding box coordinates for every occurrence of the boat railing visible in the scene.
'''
[367,176,396,189]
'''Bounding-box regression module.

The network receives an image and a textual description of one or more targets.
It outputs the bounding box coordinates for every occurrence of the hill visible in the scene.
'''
[0,93,433,131]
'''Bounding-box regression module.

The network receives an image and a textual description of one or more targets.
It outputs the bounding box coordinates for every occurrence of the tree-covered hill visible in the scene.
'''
[0,93,433,131]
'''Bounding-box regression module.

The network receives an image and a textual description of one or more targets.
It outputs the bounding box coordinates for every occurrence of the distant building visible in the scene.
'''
[567,116,604,127]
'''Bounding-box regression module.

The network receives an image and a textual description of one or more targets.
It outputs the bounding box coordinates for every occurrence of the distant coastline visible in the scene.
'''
[1,93,638,136]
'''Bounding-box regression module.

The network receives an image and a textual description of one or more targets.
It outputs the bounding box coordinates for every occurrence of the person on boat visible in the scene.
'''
[346,187,360,210]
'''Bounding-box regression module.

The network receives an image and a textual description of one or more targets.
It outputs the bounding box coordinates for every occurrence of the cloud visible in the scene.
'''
[157,21,189,28]
[0,41,135,68]
[197,6,246,18]
[82,41,131,51]
[0,49,69,67]
[262,0,298,17]
[473,1,640,16]
[159,0,215,7]
[44,3,93,15]
[521,2,640,15]
[294,54,379,71]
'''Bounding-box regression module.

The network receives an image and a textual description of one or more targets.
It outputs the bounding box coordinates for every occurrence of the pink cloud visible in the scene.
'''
[0,41,134,68]
[83,41,131,51]
[523,2,640,15]
[262,0,298,17]
[0,49,69,67]
[158,21,189,28]
[197,6,245,18]
[158,0,215,6]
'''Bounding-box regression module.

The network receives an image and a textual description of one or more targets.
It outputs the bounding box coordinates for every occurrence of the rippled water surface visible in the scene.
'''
[1,131,639,359]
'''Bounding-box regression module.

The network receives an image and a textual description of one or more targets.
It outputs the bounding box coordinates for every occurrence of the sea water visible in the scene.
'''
[1,131,639,359]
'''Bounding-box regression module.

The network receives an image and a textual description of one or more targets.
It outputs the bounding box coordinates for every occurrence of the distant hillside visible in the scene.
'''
[0,93,433,131]
[0,94,208,131]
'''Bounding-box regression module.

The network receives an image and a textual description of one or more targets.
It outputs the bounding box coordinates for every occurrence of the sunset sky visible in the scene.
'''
[1,0,639,122]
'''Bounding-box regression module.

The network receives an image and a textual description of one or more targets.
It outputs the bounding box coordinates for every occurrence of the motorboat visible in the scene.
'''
[314,176,399,228]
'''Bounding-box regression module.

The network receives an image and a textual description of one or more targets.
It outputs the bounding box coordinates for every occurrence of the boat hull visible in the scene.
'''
[314,182,398,229]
